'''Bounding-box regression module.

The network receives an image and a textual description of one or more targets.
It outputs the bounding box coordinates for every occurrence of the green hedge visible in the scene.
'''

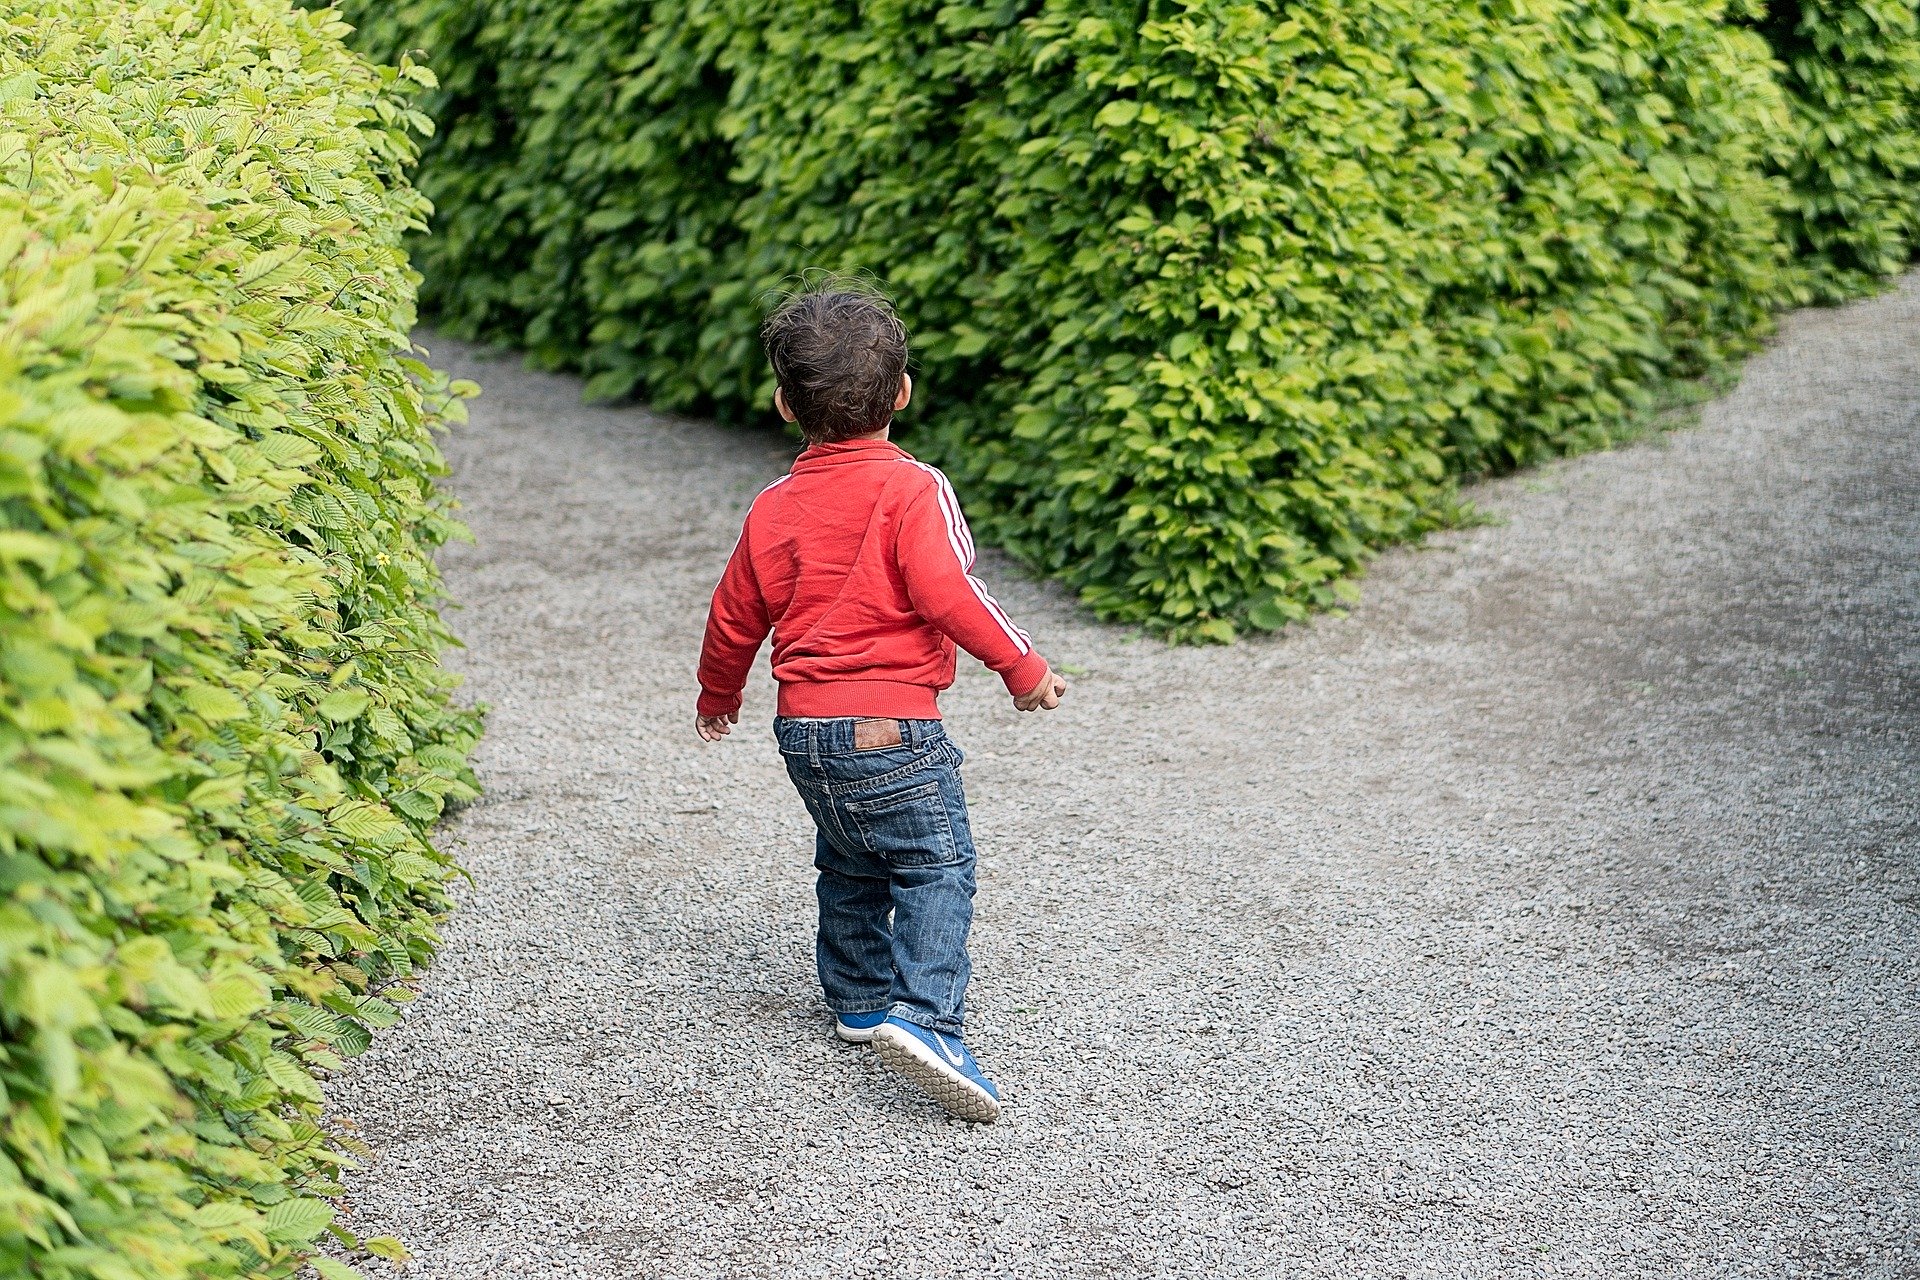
[1753,0,1920,300]
[353,0,1895,638]
[0,3,477,1278]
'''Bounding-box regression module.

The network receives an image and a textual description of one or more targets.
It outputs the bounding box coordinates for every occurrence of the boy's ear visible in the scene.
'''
[774,386,798,423]
[894,372,913,412]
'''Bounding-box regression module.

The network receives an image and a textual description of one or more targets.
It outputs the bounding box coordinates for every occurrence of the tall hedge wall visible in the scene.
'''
[352,0,1905,638]
[1753,0,1920,299]
[0,3,477,1278]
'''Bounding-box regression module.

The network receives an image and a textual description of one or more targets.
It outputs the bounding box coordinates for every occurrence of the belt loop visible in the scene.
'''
[808,721,822,773]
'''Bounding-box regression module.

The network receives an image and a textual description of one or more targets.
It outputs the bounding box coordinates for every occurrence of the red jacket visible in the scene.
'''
[696,438,1049,720]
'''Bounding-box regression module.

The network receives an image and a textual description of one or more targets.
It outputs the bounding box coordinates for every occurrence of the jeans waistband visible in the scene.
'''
[774,715,943,756]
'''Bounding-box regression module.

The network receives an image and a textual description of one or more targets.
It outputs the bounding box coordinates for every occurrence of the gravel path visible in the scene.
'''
[332,279,1919,1279]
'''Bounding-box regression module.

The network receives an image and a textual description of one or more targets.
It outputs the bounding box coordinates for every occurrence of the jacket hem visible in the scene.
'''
[777,680,943,720]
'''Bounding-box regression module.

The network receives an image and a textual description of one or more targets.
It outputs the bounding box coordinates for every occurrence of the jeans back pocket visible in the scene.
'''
[842,777,961,869]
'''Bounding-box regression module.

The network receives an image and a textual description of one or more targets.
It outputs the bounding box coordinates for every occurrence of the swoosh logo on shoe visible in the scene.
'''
[931,1032,966,1068]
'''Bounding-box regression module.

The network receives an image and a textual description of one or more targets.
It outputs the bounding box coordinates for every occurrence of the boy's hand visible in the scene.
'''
[696,711,738,741]
[1014,666,1067,712]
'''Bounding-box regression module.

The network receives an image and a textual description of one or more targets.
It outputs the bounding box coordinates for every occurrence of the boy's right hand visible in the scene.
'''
[1014,665,1067,712]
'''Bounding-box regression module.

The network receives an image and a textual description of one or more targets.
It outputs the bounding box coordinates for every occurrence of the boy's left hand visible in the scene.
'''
[696,711,738,741]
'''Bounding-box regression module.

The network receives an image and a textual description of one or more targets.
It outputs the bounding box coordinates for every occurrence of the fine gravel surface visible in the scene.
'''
[331,279,1920,1280]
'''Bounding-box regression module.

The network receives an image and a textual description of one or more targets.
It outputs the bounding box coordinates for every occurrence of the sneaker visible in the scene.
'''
[833,1010,888,1043]
[870,1017,1001,1123]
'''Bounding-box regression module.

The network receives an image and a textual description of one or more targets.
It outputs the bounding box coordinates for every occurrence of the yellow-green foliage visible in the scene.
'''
[0,3,477,1277]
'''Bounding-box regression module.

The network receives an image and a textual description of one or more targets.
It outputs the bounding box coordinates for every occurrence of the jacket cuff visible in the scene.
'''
[997,650,1051,700]
[696,688,743,719]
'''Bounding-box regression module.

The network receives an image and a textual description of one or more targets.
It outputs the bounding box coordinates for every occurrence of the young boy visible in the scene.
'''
[694,284,1066,1123]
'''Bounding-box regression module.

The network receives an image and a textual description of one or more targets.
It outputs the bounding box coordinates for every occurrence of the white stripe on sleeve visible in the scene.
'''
[907,462,1029,654]
[969,575,1032,651]
[914,463,972,569]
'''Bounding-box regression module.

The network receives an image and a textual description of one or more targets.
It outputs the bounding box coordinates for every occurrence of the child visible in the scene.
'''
[694,283,1066,1123]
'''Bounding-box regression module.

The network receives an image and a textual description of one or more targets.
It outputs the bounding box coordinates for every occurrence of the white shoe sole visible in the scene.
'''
[870,1023,1001,1123]
[834,1020,880,1044]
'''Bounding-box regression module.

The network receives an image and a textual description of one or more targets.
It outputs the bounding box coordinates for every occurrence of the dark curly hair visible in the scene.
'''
[759,279,909,444]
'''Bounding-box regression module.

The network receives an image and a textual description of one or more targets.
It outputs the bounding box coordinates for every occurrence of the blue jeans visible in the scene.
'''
[773,717,976,1036]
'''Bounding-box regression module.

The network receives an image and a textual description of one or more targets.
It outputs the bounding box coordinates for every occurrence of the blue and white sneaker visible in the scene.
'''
[870,1016,1001,1123]
[833,1010,888,1044]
